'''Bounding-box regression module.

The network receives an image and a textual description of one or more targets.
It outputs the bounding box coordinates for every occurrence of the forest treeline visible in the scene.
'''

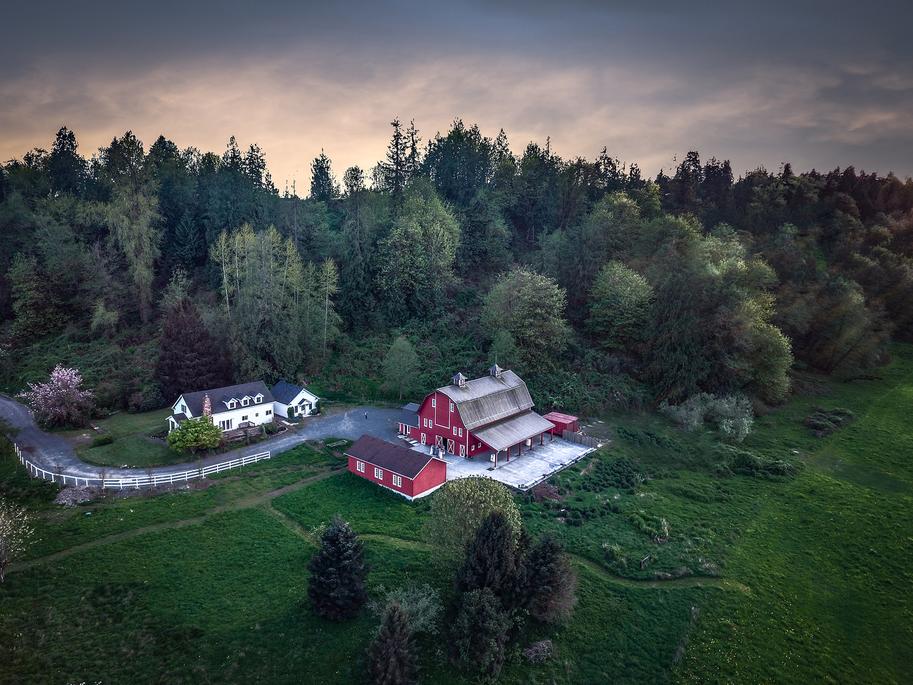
[1,120,912,414]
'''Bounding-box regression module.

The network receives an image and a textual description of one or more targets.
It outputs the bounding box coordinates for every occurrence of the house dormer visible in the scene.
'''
[254,393,263,404]
[226,398,238,410]
[241,396,251,407]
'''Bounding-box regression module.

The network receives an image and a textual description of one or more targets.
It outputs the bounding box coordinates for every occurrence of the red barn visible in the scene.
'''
[542,411,580,435]
[346,435,447,500]
[401,365,555,467]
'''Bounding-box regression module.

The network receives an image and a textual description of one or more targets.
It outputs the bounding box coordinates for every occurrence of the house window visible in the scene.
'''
[356,460,365,473]
[374,467,384,480]
[219,419,233,430]
[392,474,402,487]
[242,415,249,421]
[227,400,237,409]
[242,397,250,407]
[266,410,272,416]
[254,394,263,403]
[255,412,259,417]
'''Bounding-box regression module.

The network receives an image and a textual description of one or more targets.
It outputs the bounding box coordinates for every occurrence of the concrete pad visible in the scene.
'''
[408,437,599,491]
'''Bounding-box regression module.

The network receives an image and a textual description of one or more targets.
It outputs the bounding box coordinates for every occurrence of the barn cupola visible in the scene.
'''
[452,372,467,388]
[489,364,503,380]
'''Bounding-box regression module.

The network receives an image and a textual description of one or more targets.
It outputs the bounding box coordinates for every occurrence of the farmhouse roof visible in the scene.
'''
[437,369,535,430]
[271,380,315,405]
[178,381,273,417]
[346,435,439,479]
[472,410,556,452]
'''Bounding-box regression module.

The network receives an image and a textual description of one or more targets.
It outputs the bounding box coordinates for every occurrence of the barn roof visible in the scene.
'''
[346,435,440,479]
[436,369,534,430]
[177,381,273,417]
[473,410,556,452]
[399,403,420,427]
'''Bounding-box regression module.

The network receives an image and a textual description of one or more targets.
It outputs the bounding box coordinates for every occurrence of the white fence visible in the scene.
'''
[11,442,271,489]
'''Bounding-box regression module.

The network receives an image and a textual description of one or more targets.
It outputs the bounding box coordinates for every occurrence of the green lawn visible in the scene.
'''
[61,408,184,468]
[1,347,912,683]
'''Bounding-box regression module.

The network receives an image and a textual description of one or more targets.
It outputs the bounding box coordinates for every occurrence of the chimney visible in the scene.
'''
[489,364,503,379]
[203,394,212,418]
[452,372,467,388]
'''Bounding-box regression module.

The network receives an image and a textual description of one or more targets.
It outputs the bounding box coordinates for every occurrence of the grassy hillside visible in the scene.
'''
[1,347,911,683]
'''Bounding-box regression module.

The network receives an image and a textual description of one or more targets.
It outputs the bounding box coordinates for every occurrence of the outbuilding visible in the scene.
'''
[346,435,447,500]
[271,380,319,420]
[542,411,580,435]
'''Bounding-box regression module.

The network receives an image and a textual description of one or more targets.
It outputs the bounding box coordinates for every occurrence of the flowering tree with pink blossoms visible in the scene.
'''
[18,365,95,428]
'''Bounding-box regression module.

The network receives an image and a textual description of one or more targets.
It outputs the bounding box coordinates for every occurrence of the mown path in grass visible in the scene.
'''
[7,468,342,574]
[10,466,749,593]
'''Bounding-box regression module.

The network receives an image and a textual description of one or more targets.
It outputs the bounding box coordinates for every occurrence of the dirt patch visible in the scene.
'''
[530,482,563,502]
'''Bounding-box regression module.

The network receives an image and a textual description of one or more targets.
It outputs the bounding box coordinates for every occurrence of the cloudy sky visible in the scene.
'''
[2,1,912,187]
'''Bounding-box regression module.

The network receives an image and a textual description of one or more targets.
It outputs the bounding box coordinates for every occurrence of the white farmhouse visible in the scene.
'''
[167,381,277,434]
[271,380,319,419]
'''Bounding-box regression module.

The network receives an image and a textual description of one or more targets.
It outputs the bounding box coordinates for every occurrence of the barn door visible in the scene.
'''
[447,439,455,454]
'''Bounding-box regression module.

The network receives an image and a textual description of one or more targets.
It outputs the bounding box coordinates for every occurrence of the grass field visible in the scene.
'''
[1,346,911,683]
[60,408,184,468]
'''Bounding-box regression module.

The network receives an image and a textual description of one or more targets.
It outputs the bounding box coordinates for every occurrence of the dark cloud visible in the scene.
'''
[2,0,912,181]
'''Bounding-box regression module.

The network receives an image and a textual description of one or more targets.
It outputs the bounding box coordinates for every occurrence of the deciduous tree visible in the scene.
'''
[0,498,35,583]
[18,365,95,428]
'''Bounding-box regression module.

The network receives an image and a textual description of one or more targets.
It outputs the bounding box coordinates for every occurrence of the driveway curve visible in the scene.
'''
[0,394,402,480]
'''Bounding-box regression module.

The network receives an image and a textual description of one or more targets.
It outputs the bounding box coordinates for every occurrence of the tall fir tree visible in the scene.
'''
[156,299,232,399]
[310,151,338,202]
[308,516,368,620]
[456,510,518,603]
[451,588,511,680]
[521,535,577,623]
[367,602,418,685]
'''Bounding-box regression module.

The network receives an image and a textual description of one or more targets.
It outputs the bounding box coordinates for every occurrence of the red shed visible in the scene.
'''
[345,435,447,500]
[543,411,580,435]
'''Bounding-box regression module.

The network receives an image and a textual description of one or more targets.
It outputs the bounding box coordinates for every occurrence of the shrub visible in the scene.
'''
[90,434,114,448]
[369,584,443,636]
[582,456,647,491]
[523,639,554,664]
[661,392,754,442]
[716,445,798,479]
[804,407,855,437]
[166,418,221,454]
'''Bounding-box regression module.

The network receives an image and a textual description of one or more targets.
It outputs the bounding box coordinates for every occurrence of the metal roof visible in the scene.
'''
[436,369,534,430]
[346,435,440,479]
[472,411,556,452]
[399,403,420,427]
[542,411,578,423]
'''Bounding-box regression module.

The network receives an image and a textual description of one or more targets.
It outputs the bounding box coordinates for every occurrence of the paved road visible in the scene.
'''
[0,394,402,480]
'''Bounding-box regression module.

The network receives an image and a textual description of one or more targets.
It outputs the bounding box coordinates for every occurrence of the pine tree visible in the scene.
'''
[456,511,518,603]
[451,588,510,679]
[367,602,418,685]
[378,118,409,205]
[310,151,338,202]
[173,212,204,268]
[522,535,577,623]
[156,300,232,399]
[308,516,368,620]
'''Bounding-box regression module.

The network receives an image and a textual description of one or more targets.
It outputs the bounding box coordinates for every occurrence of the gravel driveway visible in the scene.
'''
[0,394,402,480]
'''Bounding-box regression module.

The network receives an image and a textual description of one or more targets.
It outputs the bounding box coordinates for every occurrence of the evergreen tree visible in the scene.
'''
[456,511,518,603]
[310,151,339,202]
[451,588,511,680]
[47,126,85,195]
[378,118,409,204]
[367,602,418,685]
[156,300,232,399]
[521,535,577,623]
[308,516,368,620]
[343,166,366,195]
[173,212,204,268]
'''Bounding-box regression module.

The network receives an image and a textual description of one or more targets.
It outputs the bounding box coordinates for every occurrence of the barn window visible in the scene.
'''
[431,397,436,408]
[449,401,454,412]
[453,426,457,435]
[459,428,463,437]
[356,460,365,473]
[374,467,384,480]
[392,474,402,487]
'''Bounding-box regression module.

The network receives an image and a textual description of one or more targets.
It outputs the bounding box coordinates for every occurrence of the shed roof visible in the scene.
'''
[399,403,420,427]
[542,411,579,424]
[473,410,555,452]
[177,381,273,417]
[346,435,441,480]
[436,369,534,430]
